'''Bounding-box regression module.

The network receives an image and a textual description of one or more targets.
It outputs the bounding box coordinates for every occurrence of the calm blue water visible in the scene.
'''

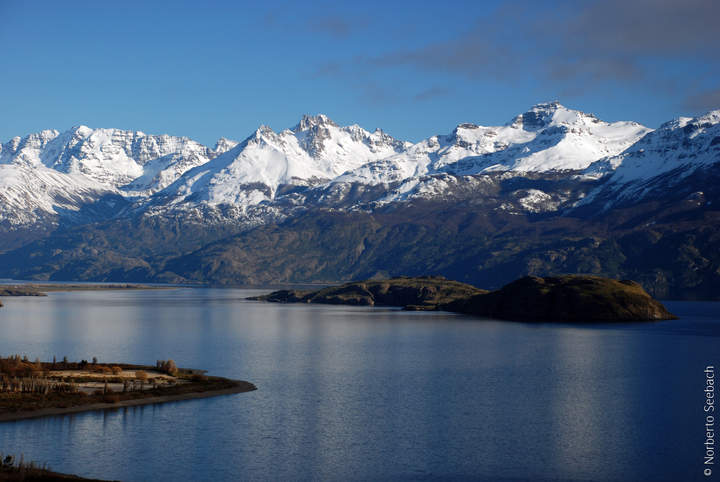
[0,289,718,481]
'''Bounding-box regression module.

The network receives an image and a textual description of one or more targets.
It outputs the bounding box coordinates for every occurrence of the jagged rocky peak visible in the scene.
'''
[364,127,407,152]
[510,101,600,130]
[510,101,563,130]
[19,129,62,150]
[256,124,276,136]
[243,125,278,146]
[292,115,338,158]
[444,122,486,148]
[212,137,239,154]
[293,114,338,132]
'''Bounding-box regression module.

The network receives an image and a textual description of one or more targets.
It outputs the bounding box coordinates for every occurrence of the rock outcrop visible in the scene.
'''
[442,275,676,322]
[248,276,486,309]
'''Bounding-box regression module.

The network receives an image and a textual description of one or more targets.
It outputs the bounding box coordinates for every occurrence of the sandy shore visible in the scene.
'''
[0,382,255,423]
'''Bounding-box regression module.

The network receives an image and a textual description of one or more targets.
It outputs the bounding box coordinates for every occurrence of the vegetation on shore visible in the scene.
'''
[251,274,676,322]
[0,356,255,417]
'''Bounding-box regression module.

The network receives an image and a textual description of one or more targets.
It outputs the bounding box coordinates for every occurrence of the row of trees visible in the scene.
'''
[0,376,77,394]
[0,355,43,378]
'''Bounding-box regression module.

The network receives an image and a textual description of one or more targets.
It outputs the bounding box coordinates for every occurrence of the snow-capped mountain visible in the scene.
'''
[150,114,409,210]
[335,102,650,187]
[580,109,720,208]
[1,103,718,232]
[0,126,239,228]
[0,163,113,227]
[0,126,236,195]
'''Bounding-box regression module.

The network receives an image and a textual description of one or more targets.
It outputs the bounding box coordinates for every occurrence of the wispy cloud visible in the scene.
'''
[307,15,364,38]
[311,61,344,78]
[358,82,402,105]
[304,0,720,113]
[684,88,720,111]
[543,0,720,86]
[326,0,720,100]
[413,86,452,102]
[368,14,519,81]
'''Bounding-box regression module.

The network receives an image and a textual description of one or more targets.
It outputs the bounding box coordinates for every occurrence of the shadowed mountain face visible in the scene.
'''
[0,104,719,299]
[2,192,717,300]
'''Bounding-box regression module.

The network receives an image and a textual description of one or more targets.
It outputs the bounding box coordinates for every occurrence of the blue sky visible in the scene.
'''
[1,0,718,146]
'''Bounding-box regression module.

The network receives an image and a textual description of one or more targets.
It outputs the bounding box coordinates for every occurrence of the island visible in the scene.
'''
[249,275,677,322]
[0,356,256,423]
[248,275,487,310]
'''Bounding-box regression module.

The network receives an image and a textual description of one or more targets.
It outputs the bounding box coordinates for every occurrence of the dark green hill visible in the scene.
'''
[442,275,676,322]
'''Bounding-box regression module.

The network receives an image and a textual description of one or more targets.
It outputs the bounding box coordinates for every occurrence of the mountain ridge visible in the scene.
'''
[0,102,666,230]
[1,103,719,299]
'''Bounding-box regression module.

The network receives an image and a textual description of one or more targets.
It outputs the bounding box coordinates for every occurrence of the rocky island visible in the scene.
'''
[248,276,486,310]
[250,275,676,322]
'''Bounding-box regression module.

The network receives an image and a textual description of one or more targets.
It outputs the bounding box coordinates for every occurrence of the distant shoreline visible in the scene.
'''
[15,283,176,291]
[0,381,255,423]
[0,283,178,298]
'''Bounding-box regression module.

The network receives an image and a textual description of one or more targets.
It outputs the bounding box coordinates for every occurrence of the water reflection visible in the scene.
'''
[0,290,717,480]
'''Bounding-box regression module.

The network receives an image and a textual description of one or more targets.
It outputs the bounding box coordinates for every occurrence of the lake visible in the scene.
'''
[0,288,718,481]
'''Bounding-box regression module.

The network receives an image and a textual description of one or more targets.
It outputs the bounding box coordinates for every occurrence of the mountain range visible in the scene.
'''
[1,102,718,299]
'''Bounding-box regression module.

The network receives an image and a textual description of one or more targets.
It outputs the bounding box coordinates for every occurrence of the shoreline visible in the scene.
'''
[0,381,256,423]
[2,283,179,292]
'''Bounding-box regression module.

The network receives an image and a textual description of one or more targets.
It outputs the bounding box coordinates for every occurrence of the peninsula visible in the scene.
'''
[0,356,256,422]
[250,275,676,322]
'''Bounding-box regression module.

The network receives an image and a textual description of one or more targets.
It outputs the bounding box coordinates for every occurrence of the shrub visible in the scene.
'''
[111,366,122,375]
[135,370,148,381]
[157,359,179,376]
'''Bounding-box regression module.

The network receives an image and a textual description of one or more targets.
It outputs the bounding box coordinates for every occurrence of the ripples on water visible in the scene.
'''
[0,289,717,481]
